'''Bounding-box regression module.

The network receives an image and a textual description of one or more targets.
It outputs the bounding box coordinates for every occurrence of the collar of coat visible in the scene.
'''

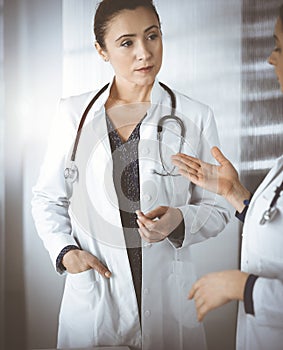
[88,76,170,115]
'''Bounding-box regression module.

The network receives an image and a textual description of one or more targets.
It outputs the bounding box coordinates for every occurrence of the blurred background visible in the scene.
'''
[1,0,283,349]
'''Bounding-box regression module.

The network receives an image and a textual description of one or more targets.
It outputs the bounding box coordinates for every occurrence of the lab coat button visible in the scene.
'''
[144,310,151,317]
[143,243,152,248]
[143,194,152,201]
[140,147,150,156]
[143,334,150,342]
[144,288,149,295]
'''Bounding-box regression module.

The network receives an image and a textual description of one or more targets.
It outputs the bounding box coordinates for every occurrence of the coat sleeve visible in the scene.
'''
[253,277,283,327]
[31,98,79,273]
[173,106,230,248]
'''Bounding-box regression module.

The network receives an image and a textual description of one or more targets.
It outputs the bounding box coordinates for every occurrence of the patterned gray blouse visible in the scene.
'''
[106,114,143,318]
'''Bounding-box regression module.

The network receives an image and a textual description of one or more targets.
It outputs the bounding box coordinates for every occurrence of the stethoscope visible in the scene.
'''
[64,82,185,183]
[153,82,185,176]
[259,179,283,225]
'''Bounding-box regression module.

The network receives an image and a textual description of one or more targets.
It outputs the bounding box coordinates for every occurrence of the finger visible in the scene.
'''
[178,167,202,178]
[137,219,151,237]
[188,284,197,299]
[137,219,155,238]
[171,157,185,168]
[188,278,204,298]
[138,229,151,243]
[195,296,205,310]
[172,159,200,175]
[172,154,201,171]
[142,206,168,220]
[173,153,201,163]
[89,256,112,278]
[136,207,166,224]
[138,227,162,243]
[197,304,208,322]
[179,170,202,183]
[136,213,156,230]
[211,146,230,166]
[137,220,164,242]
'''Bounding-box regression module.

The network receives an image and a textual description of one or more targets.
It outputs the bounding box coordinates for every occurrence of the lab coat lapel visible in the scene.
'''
[89,108,127,247]
[70,97,126,248]
[250,156,283,205]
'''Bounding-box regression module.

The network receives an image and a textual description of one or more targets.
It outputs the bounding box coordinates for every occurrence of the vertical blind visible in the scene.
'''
[0,0,4,347]
[241,0,283,192]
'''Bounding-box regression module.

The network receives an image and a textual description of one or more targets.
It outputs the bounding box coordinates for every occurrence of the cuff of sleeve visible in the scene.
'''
[235,195,253,223]
[56,245,80,273]
[244,274,259,315]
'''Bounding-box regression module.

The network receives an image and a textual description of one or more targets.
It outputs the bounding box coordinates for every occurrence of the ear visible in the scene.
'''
[95,41,109,62]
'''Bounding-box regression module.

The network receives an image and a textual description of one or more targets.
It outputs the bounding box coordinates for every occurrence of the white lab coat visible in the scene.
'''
[237,155,283,350]
[32,79,230,350]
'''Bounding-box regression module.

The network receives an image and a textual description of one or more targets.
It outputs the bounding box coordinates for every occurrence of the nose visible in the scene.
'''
[268,51,276,66]
[136,40,152,61]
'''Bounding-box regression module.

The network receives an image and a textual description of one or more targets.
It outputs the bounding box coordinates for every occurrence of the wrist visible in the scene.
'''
[56,245,80,272]
[228,271,249,301]
[62,247,80,269]
[225,182,251,212]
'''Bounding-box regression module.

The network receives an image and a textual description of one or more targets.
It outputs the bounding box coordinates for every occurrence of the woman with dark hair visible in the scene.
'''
[32,0,229,349]
[172,5,283,350]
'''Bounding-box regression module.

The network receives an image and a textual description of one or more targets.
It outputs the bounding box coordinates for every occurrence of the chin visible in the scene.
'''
[135,76,156,86]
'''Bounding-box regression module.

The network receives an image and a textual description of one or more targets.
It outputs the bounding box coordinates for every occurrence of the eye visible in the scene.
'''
[274,47,282,53]
[121,40,133,47]
[147,33,159,41]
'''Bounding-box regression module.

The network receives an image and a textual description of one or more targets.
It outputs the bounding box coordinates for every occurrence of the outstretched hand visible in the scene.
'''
[172,147,251,212]
[172,146,238,197]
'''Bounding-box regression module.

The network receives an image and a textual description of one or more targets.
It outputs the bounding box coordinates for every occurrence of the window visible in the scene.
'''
[241,1,283,191]
[62,0,113,97]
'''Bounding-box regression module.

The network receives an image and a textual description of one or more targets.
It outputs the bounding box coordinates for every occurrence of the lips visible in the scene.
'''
[136,65,153,73]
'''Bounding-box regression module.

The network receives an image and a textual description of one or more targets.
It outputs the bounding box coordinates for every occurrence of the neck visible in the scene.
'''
[110,77,154,104]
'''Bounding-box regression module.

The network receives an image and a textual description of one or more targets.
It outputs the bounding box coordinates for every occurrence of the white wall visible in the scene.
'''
[22,1,64,348]
[3,0,63,349]
[3,1,242,349]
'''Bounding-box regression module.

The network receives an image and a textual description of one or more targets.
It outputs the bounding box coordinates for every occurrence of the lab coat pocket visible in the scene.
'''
[172,260,199,328]
[68,268,99,290]
[58,269,101,346]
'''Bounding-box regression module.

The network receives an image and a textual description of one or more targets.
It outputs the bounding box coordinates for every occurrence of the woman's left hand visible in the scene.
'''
[136,206,183,243]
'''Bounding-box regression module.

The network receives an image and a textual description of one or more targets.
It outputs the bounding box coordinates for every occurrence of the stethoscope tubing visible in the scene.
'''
[70,83,109,162]
[65,82,185,181]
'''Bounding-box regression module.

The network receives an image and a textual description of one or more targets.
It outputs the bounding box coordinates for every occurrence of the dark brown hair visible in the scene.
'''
[280,4,283,24]
[94,0,161,49]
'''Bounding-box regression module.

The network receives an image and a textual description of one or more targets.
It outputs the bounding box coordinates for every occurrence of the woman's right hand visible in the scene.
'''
[62,249,112,278]
[171,146,251,212]
[188,270,249,322]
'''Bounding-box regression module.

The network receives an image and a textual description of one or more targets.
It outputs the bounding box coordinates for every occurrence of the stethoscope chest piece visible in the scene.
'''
[259,206,278,225]
[64,162,79,183]
[259,179,283,225]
